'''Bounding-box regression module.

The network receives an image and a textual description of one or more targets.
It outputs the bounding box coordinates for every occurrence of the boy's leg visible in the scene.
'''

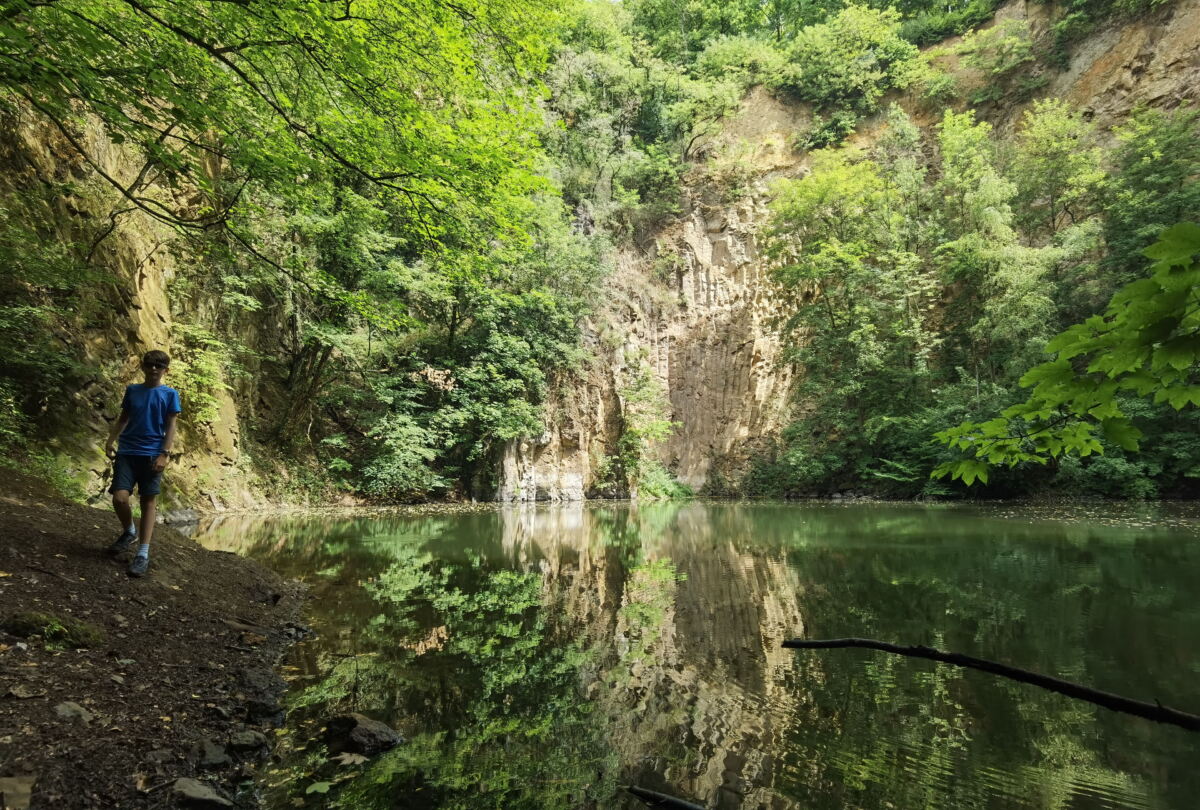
[108,455,139,554]
[112,489,134,530]
[138,494,157,546]
[128,457,160,576]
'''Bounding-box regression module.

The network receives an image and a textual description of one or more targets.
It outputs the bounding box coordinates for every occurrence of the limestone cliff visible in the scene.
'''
[1,113,276,511]
[499,0,1200,501]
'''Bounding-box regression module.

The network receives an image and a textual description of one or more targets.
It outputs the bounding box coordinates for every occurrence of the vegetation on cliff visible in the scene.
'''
[0,0,1194,501]
[756,101,1200,499]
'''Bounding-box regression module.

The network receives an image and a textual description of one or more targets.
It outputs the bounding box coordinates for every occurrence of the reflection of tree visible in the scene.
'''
[284,548,616,809]
[192,502,1200,810]
[782,516,1190,810]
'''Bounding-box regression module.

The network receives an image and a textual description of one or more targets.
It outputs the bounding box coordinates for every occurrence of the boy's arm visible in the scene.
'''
[154,411,178,473]
[106,409,129,458]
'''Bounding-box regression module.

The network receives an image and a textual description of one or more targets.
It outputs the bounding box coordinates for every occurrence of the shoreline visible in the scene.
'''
[0,470,306,809]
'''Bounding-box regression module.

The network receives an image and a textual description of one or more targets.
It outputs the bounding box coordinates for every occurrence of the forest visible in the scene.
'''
[0,0,1197,503]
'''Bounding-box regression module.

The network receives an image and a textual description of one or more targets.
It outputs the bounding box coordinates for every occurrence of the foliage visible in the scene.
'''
[695,35,787,90]
[763,99,1200,499]
[935,223,1200,486]
[898,0,1002,47]
[1010,99,1106,240]
[957,19,1040,104]
[171,323,232,425]
[611,357,683,497]
[1103,106,1200,283]
[0,194,103,447]
[771,6,921,115]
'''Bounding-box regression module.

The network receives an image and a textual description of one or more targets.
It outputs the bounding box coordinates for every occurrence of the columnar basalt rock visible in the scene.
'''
[498,0,1200,501]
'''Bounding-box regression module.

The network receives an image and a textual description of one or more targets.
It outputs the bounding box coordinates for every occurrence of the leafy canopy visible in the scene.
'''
[935,223,1200,485]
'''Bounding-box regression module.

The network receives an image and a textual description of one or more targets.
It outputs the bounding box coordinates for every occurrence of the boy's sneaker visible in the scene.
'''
[108,529,137,556]
[127,555,150,577]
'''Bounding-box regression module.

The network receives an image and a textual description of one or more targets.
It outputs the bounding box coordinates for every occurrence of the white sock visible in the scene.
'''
[127,523,137,534]
[136,543,149,558]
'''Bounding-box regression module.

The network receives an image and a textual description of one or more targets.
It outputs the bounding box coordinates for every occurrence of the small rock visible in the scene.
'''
[110,675,125,685]
[227,730,268,752]
[236,667,284,722]
[193,737,231,769]
[324,713,403,756]
[244,697,283,723]
[0,775,35,809]
[171,778,233,809]
[145,748,173,765]
[6,684,46,699]
[54,701,94,724]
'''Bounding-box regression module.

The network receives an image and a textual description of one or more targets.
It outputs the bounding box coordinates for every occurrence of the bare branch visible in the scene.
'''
[784,637,1200,732]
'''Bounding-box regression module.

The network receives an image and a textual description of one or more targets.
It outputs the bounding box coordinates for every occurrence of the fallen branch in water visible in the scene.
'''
[782,637,1200,732]
[627,785,706,810]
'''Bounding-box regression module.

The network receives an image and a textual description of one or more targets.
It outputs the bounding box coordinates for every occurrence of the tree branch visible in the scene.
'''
[627,786,705,810]
[783,637,1200,732]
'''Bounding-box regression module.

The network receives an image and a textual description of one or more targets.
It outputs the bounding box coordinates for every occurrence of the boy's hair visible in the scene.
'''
[142,349,170,367]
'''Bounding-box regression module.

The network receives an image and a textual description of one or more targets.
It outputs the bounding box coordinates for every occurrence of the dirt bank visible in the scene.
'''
[0,470,305,809]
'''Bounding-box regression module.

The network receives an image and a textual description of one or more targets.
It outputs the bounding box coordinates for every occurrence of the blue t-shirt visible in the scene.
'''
[118,384,182,456]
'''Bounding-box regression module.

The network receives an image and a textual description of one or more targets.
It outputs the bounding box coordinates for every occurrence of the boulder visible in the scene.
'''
[171,778,233,809]
[324,713,403,756]
[193,737,232,769]
[228,729,268,752]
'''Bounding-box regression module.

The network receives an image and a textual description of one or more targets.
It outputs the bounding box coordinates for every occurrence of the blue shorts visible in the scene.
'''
[109,454,163,497]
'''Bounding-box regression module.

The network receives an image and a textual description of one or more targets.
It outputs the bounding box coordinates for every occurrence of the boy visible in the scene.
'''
[104,350,181,577]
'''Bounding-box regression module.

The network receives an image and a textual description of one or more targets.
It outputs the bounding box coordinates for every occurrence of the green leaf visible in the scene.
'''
[1099,418,1142,451]
[1143,222,1200,267]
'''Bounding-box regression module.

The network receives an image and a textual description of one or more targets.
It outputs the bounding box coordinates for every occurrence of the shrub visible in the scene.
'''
[694,35,786,89]
[796,109,860,150]
[899,0,1002,47]
[772,6,921,114]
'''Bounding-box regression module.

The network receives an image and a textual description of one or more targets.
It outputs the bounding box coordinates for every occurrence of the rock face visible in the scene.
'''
[499,0,1200,500]
[499,89,803,501]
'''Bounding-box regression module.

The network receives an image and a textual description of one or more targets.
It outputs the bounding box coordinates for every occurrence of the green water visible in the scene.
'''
[193,501,1200,809]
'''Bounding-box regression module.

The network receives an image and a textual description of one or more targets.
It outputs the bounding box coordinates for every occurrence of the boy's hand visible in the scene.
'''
[154,454,169,473]
[105,442,117,460]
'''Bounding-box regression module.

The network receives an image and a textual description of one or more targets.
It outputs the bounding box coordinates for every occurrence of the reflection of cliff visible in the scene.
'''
[192,501,1200,809]
[498,503,812,809]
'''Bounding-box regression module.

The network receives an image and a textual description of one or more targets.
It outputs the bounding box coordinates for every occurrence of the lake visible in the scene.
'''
[192,500,1200,809]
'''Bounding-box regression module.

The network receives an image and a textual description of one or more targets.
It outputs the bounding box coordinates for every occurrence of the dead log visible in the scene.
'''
[627,785,706,810]
[783,637,1200,732]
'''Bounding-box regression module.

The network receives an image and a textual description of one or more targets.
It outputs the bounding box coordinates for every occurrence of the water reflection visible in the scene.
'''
[194,502,1200,809]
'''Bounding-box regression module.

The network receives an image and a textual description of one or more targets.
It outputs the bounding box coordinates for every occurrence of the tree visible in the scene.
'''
[1103,106,1200,283]
[1010,99,1106,239]
[934,223,1200,485]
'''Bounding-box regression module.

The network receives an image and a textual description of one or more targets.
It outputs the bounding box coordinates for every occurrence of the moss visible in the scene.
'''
[2,611,106,649]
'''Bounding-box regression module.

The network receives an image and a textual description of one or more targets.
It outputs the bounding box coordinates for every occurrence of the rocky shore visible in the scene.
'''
[0,470,305,809]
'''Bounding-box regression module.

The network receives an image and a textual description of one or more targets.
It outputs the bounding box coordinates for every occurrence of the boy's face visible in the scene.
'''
[142,359,168,385]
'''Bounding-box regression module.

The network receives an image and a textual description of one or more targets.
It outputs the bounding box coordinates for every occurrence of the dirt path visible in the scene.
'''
[0,470,305,809]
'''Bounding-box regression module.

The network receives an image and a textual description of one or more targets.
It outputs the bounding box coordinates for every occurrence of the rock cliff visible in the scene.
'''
[499,0,1200,500]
